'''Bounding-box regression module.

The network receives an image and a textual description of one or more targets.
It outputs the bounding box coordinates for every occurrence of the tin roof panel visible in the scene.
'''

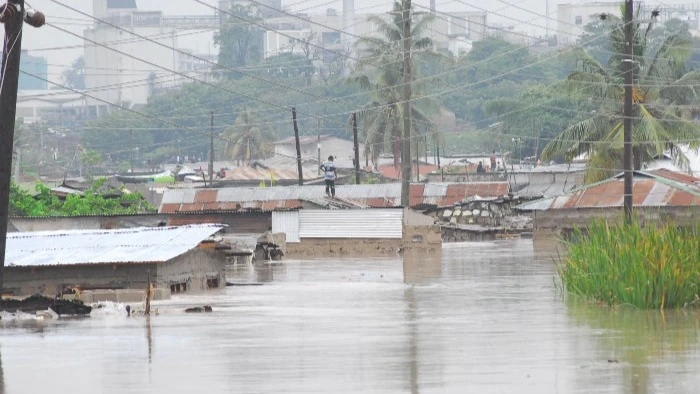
[6,224,224,267]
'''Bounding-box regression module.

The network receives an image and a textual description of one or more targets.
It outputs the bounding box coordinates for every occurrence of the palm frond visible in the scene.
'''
[541,116,610,161]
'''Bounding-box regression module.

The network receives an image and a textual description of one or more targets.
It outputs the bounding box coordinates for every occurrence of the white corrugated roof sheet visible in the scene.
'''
[5,224,225,267]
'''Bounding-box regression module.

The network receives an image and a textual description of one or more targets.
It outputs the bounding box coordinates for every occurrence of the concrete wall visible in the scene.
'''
[4,262,159,297]
[285,209,441,258]
[285,237,402,258]
[158,247,226,293]
[532,206,700,258]
[4,247,228,297]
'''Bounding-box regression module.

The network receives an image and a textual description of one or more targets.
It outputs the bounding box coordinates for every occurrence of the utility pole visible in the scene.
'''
[415,136,420,182]
[0,1,45,293]
[129,128,134,173]
[352,112,360,184]
[436,135,441,169]
[401,0,412,206]
[209,111,214,187]
[292,107,303,186]
[623,0,634,224]
[317,118,321,176]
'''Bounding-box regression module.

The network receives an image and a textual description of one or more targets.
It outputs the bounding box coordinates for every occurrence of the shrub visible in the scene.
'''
[558,219,700,309]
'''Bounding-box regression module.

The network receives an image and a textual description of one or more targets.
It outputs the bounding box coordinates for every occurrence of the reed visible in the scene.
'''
[558,219,700,309]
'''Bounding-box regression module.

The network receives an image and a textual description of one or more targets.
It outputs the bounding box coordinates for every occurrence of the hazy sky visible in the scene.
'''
[6,0,698,79]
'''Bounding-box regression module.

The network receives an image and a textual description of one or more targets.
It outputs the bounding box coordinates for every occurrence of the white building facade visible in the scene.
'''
[83,0,217,111]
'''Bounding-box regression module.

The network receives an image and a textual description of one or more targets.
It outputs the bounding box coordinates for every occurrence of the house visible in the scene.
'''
[3,224,228,297]
[517,169,700,248]
[273,135,361,169]
[159,182,511,213]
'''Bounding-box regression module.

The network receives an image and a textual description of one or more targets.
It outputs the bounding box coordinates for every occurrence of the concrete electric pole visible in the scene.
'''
[0,0,45,292]
[623,0,634,224]
[401,0,412,207]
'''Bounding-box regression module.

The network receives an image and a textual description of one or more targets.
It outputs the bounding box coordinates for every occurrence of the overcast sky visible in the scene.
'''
[8,0,699,79]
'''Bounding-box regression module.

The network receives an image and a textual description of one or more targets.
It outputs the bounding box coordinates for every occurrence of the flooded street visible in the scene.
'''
[1,239,699,393]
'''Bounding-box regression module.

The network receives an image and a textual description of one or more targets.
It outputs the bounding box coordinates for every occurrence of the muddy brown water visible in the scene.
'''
[0,239,698,393]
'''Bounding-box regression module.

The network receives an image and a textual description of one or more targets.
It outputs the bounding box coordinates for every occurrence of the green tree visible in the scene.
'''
[221,108,277,165]
[9,179,155,216]
[214,4,263,77]
[351,1,439,167]
[61,56,85,90]
[541,7,700,182]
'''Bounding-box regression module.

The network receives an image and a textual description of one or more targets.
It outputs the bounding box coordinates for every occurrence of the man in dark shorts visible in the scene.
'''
[321,155,337,198]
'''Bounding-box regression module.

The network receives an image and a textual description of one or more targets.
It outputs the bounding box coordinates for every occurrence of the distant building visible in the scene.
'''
[262,8,487,60]
[273,135,361,168]
[217,0,283,20]
[556,2,700,45]
[83,0,218,111]
[556,1,624,45]
[4,224,228,297]
[18,50,47,90]
[16,89,86,126]
[517,169,700,247]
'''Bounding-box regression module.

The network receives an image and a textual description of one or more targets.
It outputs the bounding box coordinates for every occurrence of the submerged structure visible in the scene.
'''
[3,224,228,297]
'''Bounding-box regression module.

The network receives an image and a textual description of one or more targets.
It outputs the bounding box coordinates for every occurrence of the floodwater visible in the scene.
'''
[1,239,699,394]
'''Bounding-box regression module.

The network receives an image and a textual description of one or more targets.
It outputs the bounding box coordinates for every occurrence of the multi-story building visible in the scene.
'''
[261,6,487,60]
[18,50,48,91]
[557,1,700,45]
[83,0,217,113]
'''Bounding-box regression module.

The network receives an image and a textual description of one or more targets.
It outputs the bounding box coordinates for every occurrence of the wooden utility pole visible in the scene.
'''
[415,136,420,182]
[292,107,303,185]
[209,111,214,187]
[129,129,134,173]
[352,112,360,184]
[400,0,412,206]
[0,1,44,293]
[436,135,441,169]
[623,0,634,224]
[317,119,321,176]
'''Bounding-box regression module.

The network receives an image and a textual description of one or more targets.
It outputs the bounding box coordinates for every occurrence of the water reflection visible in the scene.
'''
[145,317,153,364]
[0,346,5,394]
[402,248,441,284]
[568,300,700,394]
[404,286,419,394]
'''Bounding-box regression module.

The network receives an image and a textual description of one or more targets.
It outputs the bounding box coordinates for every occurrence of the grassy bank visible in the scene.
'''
[558,220,700,309]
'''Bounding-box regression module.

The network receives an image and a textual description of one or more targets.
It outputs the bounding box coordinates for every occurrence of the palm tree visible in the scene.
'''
[351,1,439,169]
[221,108,277,166]
[541,7,700,182]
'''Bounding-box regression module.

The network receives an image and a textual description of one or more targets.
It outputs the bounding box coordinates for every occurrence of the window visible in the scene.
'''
[575,15,583,25]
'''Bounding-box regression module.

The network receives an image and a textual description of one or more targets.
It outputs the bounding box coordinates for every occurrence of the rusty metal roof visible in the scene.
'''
[6,224,225,267]
[160,182,510,212]
[516,170,700,211]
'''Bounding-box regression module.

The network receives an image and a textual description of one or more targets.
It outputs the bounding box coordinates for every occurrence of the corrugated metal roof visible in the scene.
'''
[515,170,700,210]
[160,182,510,212]
[6,224,225,267]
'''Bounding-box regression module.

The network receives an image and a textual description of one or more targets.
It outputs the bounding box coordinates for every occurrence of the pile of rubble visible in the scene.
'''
[426,196,533,240]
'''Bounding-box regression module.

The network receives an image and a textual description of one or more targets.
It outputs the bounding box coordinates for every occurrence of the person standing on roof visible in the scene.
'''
[320,155,337,198]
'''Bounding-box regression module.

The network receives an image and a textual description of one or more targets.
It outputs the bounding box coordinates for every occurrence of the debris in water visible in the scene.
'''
[185,306,213,313]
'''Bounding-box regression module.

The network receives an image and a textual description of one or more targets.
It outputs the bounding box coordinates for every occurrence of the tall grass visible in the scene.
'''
[558,219,700,309]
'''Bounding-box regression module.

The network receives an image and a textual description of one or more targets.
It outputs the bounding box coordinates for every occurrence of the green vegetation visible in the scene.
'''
[541,5,700,182]
[43,4,694,177]
[558,220,700,309]
[9,179,155,216]
[351,1,439,167]
[221,107,277,165]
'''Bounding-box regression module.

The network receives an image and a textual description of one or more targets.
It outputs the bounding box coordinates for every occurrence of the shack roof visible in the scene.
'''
[159,182,510,212]
[6,224,224,267]
[515,170,700,211]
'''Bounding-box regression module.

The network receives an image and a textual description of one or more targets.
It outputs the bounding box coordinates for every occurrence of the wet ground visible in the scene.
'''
[1,239,699,393]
